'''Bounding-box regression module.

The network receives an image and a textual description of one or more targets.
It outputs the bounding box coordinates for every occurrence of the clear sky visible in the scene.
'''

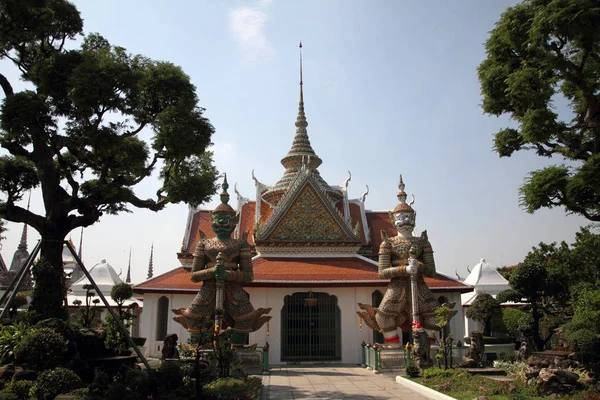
[0,0,589,284]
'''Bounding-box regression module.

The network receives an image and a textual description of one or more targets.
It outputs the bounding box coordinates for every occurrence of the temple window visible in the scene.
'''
[156,296,169,341]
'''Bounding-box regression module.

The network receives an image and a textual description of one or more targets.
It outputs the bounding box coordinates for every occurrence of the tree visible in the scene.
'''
[466,293,501,337]
[0,0,218,319]
[497,259,565,351]
[478,0,600,221]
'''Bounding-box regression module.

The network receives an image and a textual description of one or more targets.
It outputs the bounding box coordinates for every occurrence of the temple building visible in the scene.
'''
[134,53,471,363]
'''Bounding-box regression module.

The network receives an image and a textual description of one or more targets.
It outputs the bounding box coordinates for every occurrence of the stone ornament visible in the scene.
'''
[357,176,440,347]
[173,175,272,333]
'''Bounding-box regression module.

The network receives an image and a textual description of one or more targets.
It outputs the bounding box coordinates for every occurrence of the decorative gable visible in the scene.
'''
[255,167,359,244]
[271,185,346,241]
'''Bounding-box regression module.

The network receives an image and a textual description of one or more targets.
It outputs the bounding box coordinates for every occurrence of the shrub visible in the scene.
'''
[502,308,532,338]
[0,321,30,364]
[34,318,76,342]
[4,380,33,399]
[156,360,183,391]
[125,369,149,398]
[0,391,17,400]
[422,367,456,379]
[203,377,262,400]
[31,367,83,400]
[405,363,420,378]
[566,329,600,356]
[13,327,67,370]
[54,388,89,399]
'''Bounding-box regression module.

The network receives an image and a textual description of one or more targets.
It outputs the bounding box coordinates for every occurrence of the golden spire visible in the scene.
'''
[299,41,303,102]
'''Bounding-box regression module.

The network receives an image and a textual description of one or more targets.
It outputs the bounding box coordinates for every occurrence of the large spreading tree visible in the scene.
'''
[478,0,600,221]
[0,0,218,319]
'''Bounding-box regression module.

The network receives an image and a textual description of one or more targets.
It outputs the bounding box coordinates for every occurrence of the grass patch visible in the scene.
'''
[409,369,596,400]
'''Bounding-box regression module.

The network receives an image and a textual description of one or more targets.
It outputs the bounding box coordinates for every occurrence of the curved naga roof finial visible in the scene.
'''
[409,194,415,207]
[252,169,262,186]
[360,185,369,203]
[340,171,351,191]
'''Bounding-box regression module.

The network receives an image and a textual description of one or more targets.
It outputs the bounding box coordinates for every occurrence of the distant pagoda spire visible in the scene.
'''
[147,243,154,279]
[126,247,131,283]
[17,192,31,252]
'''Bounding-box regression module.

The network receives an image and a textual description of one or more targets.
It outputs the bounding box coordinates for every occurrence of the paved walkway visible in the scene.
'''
[261,365,432,400]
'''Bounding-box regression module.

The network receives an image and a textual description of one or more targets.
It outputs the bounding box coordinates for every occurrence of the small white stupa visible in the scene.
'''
[68,259,138,308]
[461,258,512,336]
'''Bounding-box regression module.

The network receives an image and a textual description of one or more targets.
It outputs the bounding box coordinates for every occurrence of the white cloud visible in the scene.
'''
[229,1,274,64]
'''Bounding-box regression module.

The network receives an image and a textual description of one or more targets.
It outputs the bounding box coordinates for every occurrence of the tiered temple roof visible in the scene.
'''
[141,45,469,295]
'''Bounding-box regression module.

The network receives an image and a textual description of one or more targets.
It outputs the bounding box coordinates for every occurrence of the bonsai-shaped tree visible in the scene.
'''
[466,294,501,337]
[72,284,102,328]
[434,303,458,369]
[0,0,218,321]
[104,282,134,350]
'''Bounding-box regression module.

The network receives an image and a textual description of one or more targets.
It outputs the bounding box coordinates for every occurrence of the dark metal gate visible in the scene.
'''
[281,291,341,362]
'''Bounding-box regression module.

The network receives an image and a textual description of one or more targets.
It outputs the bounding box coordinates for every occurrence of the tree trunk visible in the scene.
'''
[531,300,543,351]
[31,234,68,320]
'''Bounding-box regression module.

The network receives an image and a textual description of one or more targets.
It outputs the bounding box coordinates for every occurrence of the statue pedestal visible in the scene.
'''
[233,348,263,375]
[378,348,407,372]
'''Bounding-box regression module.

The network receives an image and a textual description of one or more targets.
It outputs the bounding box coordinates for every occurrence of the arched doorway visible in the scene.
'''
[281,291,341,362]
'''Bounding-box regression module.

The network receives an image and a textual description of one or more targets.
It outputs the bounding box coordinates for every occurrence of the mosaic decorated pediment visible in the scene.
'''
[256,170,359,243]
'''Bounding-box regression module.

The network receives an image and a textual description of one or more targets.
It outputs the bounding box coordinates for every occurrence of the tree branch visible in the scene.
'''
[131,152,159,185]
[1,203,48,233]
[0,73,14,97]
[126,192,167,212]
[122,121,146,138]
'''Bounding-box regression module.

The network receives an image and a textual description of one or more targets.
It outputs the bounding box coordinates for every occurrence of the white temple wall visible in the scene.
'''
[140,289,469,361]
[245,286,378,365]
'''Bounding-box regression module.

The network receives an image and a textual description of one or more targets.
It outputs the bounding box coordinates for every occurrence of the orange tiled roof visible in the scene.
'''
[185,210,214,253]
[239,202,256,245]
[365,211,395,251]
[134,257,471,293]
[349,203,366,244]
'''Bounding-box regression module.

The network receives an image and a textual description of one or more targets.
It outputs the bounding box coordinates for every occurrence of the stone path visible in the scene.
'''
[261,365,433,400]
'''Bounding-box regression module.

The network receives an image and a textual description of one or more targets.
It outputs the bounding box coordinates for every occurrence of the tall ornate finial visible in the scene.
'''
[215,174,236,214]
[299,41,303,102]
[147,243,154,279]
[392,174,415,214]
[221,174,229,204]
[126,247,132,283]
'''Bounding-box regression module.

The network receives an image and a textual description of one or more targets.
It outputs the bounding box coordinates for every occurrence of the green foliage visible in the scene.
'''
[566,329,600,356]
[0,0,218,323]
[124,369,149,398]
[0,391,17,400]
[405,363,420,378]
[31,258,68,321]
[13,327,67,370]
[203,377,262,400]
[0,320,30,364]
[31,367,83,400]
[110,283,133,308]
[54,388,89,399]
[478,0,600,222]
[422,367,457,379]
[466,294,501,336]
[502,308,533,338]
[569,284,600,334]
[103,313,128,350]
[4,380,33,400]
[35,318,76,342]
[72,285,102,328]
[156,360,183,391]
